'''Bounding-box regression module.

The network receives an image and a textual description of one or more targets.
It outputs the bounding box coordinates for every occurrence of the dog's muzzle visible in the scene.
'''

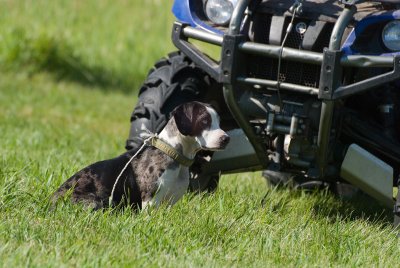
[219,133,230,149]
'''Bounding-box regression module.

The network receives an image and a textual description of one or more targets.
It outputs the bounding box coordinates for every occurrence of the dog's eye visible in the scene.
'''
[202,119,208,126]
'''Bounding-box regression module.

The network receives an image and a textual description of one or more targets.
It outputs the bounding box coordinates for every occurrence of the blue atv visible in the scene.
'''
[126,0,400,225]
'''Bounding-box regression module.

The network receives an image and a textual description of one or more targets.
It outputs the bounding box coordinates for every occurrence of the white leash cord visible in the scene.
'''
[108,136,154,207]
[276,7,297,112]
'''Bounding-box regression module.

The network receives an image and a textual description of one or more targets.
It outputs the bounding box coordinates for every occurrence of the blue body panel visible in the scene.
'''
[342,10,400,56]
[172,0,223,34]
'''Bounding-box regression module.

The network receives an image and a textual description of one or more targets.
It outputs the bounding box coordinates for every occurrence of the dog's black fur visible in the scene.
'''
[52,146,177,210]
[52,102,223,210]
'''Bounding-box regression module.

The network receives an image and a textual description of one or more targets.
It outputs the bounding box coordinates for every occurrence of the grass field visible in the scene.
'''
[1,0,400,267]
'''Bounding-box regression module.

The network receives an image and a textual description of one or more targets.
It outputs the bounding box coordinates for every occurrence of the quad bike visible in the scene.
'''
[126,0,400,225]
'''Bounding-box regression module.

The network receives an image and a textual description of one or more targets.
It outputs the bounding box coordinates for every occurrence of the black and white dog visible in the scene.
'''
[52,102,230,210]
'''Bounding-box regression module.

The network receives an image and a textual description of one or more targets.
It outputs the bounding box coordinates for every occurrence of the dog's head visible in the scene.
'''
[172,102,230,151]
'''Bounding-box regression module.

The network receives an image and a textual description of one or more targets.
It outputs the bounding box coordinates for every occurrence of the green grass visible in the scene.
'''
[0,0,175,93]
[1,0,400,267]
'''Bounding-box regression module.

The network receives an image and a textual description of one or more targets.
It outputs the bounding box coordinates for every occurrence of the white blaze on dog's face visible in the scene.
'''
[173,102,230,151]
[195,106,229,150]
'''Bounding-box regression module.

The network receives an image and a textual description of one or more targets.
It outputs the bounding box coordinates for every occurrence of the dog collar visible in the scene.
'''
[146,136,195,167]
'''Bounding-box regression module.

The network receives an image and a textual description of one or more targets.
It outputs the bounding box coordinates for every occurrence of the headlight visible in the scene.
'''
[205,0,238,26]
[382,20,400,51]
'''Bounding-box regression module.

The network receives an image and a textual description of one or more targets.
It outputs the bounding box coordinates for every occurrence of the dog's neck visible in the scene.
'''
[157,118,201,161]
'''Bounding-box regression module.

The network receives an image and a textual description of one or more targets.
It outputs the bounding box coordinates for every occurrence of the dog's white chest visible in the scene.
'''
[149,166,189,207]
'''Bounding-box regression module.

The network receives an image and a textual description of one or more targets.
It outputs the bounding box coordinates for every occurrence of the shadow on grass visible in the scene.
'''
[3,30,136,93]
[262,182,392,226]
[313,191,392,226]
[263,176,393,225]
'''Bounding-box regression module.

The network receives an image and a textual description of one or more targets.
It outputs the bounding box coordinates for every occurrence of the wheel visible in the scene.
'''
[126,51,223,192]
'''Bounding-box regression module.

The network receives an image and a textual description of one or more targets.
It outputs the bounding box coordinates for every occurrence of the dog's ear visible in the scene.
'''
[172,103,193,136]
[172,102,210,136]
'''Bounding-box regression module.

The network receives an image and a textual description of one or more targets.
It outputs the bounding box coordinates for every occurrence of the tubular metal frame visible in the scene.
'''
[171,1,400,176]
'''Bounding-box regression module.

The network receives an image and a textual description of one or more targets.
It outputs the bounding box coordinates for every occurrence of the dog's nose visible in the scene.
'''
[219,134,230,147]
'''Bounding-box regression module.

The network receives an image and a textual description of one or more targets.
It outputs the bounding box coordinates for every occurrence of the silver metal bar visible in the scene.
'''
[229,0,250,35]
[239,42,323,65]
[223,0,269,168]
[341,55,394,68]
[240,42,395,68]
[317,5,357,178]
[181,25,395,68]
[334,60,400,99]
[237,77,319,95]
[183,27,223,46]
